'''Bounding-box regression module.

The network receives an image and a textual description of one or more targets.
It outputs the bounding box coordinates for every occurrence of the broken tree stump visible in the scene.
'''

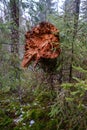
[21,22,61,71]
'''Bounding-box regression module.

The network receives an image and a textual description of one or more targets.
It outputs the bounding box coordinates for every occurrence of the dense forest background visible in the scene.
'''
[0,0,87,130]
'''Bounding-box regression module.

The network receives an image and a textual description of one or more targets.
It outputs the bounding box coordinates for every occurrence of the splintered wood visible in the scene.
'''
[21,22,61,67]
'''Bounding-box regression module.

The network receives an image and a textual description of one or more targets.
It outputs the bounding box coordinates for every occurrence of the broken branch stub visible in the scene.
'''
[21,22,61,68]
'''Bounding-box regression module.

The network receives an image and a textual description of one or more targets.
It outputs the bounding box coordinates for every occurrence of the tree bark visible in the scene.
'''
[10,0,20,82]
[69,0,80,82]
[10,0,19,56]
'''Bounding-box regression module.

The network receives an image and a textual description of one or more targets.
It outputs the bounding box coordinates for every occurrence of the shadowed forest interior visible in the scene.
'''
[0,0,87,130]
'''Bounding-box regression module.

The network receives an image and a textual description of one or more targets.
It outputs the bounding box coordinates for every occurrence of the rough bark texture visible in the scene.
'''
[22,22,61,68]
[69,0,80,82]
[10,0,19,55]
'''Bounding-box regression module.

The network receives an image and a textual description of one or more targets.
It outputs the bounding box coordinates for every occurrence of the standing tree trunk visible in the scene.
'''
[10,0,22,101]
[10,0,21,89]
[10,0,19,57]
[39,0,55,22]
[69,0,80,82]
[39,0,47,21]
[10,0,19,75]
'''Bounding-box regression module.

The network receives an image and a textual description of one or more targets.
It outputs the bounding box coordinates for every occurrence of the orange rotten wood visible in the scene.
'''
[21,22,61,68]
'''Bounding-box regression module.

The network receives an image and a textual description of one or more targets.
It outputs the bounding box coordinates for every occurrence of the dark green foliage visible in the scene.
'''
[0,74,87,130]
[0,0,87,130]
[50,78,87,129]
